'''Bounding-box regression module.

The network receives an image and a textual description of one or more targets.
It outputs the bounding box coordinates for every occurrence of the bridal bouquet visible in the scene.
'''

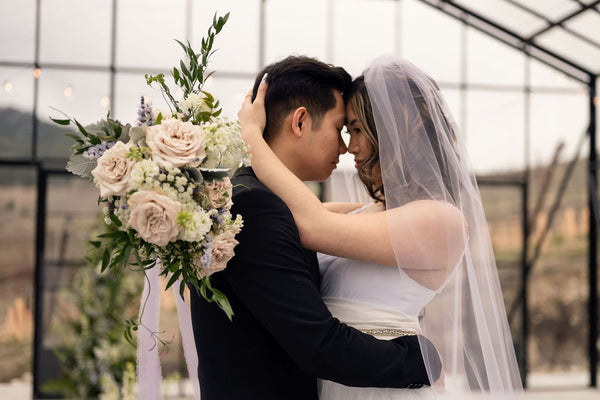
[52,13,248,331]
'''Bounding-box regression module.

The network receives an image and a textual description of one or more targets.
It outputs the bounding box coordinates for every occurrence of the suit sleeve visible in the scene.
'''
[224,187,440,388]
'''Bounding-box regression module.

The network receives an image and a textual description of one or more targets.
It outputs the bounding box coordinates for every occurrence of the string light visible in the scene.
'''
[64,86,72,97]
[100,96,110,108]
[4,82,12,93]
[33,68,41,79]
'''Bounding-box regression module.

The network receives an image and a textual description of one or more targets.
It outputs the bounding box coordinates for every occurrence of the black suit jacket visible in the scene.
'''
[190,168,439,400]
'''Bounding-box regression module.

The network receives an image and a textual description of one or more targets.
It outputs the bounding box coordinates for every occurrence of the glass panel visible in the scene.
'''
[0,67,35,159]
[465,90,525,173]
[192,0,261,73]
[39,0,112,65]
[400,0,462,83]
[529,91,588,168]
[113,72,161,125]
[114,72,253,127]
[529,58,583,89]
[332,0,396,77]
[0,167,35,382]
[477,183,523,354]
[564,10,600,46]
[35,173,101,395]
[37,69,110,159]
[205,76,256,120]
[510,0,578,21]
[467,28,525,86]
[454,0,546,36]
[440,88,463,136]
[116,0,187,69]
[526,134,588,378]
[0,0,36,62]
[264,0,328,64]
[537,28,600,73]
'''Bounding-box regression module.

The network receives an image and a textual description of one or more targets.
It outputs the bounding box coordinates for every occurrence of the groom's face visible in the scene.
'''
[300,90,347,182]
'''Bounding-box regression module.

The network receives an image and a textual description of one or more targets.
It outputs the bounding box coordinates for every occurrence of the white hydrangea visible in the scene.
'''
[177,204,212,242]
[160,184,180,202]
[129,159,160,190]
[178,93,211,119]
[202,120,250,170]
[113,196,131,228]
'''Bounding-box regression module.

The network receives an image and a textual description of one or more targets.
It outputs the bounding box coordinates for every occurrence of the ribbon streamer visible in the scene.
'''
[137,264,162,400]
[173,280,201,399]
[136,263,201,399]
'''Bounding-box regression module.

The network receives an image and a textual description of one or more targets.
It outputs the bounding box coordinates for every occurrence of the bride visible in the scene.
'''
[238,54,523,399]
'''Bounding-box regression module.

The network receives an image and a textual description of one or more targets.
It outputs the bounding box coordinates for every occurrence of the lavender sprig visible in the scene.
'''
[136,96,155,127]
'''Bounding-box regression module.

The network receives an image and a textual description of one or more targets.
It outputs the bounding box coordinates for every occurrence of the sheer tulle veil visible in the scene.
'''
[362,55,523,398]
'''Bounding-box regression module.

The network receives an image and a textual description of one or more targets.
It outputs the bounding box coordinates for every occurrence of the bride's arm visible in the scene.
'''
[239,83,467,288]
[323,202,366,214]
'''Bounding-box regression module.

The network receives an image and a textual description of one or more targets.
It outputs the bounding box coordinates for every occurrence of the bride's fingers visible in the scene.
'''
[253,82,268,106]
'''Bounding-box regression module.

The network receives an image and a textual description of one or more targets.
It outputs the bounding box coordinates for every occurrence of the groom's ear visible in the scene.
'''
[291,107,309,138]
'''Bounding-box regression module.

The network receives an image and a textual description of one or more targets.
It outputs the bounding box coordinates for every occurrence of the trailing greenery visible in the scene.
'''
[42,224,141,399]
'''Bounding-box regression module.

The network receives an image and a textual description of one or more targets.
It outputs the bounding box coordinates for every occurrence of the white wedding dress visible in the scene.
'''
[317,204,441,400]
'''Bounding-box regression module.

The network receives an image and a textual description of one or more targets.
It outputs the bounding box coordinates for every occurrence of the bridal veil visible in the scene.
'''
[363,54,523,398]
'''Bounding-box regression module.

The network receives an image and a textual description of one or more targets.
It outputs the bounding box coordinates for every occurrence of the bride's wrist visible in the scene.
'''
[241,126,264,145]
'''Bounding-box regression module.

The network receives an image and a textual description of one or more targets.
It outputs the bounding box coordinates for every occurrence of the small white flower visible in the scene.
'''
[130,159,160,190]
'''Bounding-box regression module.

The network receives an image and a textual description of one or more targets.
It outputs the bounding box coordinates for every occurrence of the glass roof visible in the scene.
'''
[421,0,600,80]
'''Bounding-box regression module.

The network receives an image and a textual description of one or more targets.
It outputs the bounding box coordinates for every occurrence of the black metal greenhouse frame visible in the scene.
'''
[0,0,597,396]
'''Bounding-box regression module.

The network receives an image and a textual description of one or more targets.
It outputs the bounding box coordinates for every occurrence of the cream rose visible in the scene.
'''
[197,231,238,278]
[91,141,138,197]
[146,118,206,168]
[128,190,181,246]
[204,177,233,209]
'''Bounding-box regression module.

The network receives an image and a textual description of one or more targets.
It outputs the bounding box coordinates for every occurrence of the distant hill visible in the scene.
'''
[0,107,74,184]
[0,107,73,160]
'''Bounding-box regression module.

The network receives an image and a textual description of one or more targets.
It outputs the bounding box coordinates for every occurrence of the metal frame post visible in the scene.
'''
[589,75,598,387]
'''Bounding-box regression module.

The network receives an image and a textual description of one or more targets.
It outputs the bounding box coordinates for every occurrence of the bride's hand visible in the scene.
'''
[238,80,267,144]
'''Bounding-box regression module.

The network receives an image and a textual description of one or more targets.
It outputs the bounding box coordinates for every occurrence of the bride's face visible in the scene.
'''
[345,102,383,189]
[345,104,374,169]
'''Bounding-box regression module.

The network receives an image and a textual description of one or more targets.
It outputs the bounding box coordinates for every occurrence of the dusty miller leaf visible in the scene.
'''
[66,154,97,179]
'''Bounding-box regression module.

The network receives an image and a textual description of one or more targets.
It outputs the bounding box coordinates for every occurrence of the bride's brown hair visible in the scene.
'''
[343,76,384,203]
[344,74,458,205]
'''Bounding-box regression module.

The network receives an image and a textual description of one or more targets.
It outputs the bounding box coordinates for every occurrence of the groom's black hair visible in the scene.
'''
[251,55,351,143]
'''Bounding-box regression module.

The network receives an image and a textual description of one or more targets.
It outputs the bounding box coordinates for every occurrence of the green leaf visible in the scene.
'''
[165,269,182,290]
[101,248,110,272]
[180,60,191,79]
[65,133,83,141]
[109,213,122,227]
[97,230,128,239]
[179,278,186,298]
[51,117,71,126]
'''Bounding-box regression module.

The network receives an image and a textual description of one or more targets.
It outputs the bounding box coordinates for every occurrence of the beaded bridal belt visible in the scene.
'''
[359,328,417,337]
[323,297,420,339]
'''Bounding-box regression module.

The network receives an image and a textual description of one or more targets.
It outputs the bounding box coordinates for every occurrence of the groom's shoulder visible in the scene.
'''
[231,167,287,211]
[232,167,270,197]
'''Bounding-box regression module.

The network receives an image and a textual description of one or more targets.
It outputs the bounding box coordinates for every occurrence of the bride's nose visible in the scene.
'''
[347,135,359,155]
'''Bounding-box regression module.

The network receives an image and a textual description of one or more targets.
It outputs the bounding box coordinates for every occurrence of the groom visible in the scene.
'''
[189,56,440,399]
